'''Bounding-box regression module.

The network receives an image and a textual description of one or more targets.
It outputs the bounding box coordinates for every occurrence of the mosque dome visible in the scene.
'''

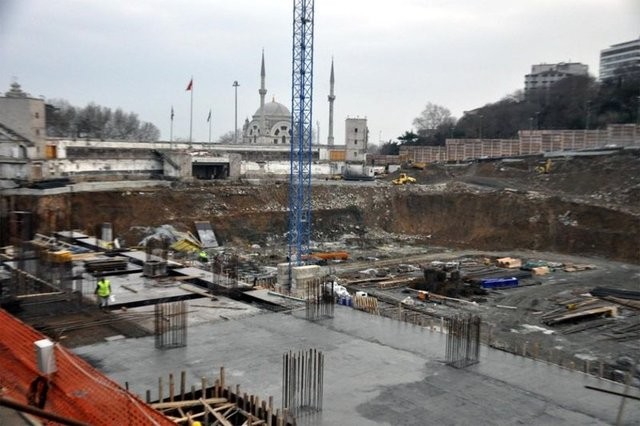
[254,100,290,119]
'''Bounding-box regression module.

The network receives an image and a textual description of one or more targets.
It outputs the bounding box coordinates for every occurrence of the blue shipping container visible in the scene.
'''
[481,277,519,289]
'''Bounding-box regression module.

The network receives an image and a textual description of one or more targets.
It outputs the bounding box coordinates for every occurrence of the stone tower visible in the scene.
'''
[259,50,267,141]
[327,59,336,146]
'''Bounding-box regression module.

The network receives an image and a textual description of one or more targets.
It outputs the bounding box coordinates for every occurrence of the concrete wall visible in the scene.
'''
[241,161,332,177]
[46,158,162,177]
[401,124,640,164]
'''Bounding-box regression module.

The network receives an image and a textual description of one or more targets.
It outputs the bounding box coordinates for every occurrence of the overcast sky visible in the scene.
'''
[1,0,638,144]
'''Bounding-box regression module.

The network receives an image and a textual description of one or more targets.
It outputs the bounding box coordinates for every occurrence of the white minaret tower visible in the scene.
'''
[327,58,336,146]
[259,50,267,144]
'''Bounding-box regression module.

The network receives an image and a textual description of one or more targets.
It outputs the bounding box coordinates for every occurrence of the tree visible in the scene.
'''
[378,141,400,155]
[216,130,236,144]
[413,102,455,136]
[44,99,160,141]
[397,131,420,145]
[136,122,160,141]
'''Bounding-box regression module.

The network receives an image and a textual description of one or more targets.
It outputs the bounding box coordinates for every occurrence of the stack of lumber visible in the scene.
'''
[542,296,618,325]
[84,256,129,273]
[353,295,379,314]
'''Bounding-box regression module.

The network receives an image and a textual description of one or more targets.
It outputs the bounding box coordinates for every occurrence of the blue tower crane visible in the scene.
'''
[288,0,315,273]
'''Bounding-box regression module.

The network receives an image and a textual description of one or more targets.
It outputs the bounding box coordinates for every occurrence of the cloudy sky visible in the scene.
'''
[1,0,638,144]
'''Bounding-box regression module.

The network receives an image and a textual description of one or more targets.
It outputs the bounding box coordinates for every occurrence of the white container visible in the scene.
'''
[34,339,57,375]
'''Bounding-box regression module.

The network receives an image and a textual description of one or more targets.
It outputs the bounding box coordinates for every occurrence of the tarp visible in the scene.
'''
[194,221,219,248]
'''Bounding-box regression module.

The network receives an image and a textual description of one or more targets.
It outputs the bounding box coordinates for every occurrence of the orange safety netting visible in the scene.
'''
[0,309,173,425]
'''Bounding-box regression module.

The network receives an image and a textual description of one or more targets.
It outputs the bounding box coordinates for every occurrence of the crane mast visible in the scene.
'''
[288,0,315,274]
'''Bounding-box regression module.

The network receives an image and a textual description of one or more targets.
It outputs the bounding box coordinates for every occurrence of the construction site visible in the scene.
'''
[1,1,640,424]
[0,146,639,425]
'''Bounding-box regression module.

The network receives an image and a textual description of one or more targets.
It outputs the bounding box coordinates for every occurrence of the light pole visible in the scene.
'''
[233,81,240,143]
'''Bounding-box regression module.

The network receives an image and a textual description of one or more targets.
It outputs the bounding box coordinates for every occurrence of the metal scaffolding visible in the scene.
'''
[288,0,315,271]
[445,315,481,368]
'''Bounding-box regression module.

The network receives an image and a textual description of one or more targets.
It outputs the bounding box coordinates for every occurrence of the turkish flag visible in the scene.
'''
[186,79,193,91]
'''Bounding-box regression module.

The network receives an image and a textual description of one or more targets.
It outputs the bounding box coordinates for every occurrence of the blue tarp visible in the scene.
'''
[481,277,519,289]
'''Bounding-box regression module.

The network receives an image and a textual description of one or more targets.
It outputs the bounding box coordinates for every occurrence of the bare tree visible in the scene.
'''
[413,102,455,136]
[216,130,236,144]
[136,122,161,141]
[45,99,159,141]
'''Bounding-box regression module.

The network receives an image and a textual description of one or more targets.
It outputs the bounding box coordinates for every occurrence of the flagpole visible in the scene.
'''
[208,109,212,143]
[170,106,174,143]
[189,76,193,142]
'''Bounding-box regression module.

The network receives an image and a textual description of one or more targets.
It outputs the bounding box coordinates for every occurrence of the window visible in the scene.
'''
[275,129,280,135]
[354,140,357,145]
[282,136,286,144]
[274,138,278,144]
[355,128,358,133]
[35,112,39,119]
[354,152,358,158]
[281,126,287,130]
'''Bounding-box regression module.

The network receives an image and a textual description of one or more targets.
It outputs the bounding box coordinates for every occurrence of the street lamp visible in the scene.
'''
[233,81,240,143]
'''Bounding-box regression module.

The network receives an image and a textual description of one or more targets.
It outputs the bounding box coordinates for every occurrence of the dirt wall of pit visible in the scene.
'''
[3,182,638,263]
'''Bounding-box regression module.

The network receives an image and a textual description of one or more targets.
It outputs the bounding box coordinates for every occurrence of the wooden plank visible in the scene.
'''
[201,400,232,426]
[151,397,227,410]
[545,306,617,325]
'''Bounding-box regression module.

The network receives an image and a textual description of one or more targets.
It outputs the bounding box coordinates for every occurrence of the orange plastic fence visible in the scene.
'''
[0,309,173,425]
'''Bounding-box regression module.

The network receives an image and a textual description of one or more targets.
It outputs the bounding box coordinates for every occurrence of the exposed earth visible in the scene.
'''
[6,149,640,384]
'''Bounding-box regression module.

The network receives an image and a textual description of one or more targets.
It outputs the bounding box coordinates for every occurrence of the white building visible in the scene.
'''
[241,52,291,145]
[344,117,368,163]
[599,37,640,81]
[524,62,589,93]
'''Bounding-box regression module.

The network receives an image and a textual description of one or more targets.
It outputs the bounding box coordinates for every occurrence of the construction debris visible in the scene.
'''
[543,306,618,325]
[496,257,522,269]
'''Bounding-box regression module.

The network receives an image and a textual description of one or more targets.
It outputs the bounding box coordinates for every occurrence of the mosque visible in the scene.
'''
[241,52,292,145]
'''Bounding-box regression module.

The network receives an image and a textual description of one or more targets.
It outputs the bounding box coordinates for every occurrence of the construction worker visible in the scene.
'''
[198,250,209,263]
[94,276,111,310]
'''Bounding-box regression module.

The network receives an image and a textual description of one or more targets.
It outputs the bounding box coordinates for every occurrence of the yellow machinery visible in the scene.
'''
[392,173,417,185]
[535,159,552,174]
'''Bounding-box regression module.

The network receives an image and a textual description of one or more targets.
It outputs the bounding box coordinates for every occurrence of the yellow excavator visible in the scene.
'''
[535,159,552,174]
[392,173,417,185]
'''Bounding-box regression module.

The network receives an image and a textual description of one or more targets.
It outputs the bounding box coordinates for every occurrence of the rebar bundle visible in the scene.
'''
[154,301,187,349]
[282,349,324,418]
[445,315,481,368]
[305,280,334,321]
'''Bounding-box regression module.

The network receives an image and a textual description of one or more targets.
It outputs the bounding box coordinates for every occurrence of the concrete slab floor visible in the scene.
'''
[73,307,640,425]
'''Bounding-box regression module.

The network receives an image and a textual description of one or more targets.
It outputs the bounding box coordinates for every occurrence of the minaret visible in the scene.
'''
[327,59,336,146]
[259,50,267,143]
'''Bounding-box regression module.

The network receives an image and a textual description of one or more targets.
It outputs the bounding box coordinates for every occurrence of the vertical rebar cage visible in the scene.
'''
[154,301,187,349]
[445,315,481,368]
[282,349,324,419]
[305,279,334,321]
